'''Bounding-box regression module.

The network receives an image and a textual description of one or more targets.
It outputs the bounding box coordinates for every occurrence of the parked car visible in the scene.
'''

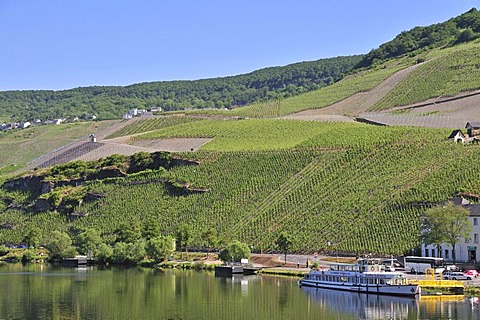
[445,264,460,272]
[380,259,403,272]
[443,271,472,280]
[463,269,479,278]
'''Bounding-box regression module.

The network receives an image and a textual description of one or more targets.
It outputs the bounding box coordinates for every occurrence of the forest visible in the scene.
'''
[355,8,480,68]
[0,56,361,122]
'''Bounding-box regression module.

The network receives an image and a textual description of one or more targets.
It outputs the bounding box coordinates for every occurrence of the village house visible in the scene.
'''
[448,130,465,143]
[421,198,480,262]
[123,108,146,120]
[466,122,480,138]
[448,121,480,144]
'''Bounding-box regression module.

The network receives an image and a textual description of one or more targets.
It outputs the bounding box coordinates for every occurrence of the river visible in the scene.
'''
[0,263,478,319]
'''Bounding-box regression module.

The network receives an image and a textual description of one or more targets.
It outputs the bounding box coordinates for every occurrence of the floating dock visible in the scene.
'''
[408,279,465,295]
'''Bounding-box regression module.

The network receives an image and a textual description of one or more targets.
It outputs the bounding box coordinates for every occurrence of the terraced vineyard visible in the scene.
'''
[106,116,205,139]
[370,41,480,111]
[2,120,479,255]
[3,20,480,256]
[132,118,436,151]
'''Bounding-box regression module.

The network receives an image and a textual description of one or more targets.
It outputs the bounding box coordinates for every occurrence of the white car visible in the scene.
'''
[443,271,472,280]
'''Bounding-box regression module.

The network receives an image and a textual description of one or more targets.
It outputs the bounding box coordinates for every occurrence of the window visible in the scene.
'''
[474,218,478,226]
[444,250,449,259]
[466,237,471,243]
[475,234,479,244]
[425,249,429,257]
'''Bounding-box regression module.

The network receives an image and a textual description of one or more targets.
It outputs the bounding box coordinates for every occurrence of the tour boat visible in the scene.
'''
[299,258,421,297]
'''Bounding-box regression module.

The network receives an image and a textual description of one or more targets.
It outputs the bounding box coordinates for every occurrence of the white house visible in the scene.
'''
[19,122,31,129]
[421,198,480,262]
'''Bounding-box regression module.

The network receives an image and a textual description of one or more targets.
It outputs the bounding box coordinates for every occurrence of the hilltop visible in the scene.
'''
[0,9,480,256]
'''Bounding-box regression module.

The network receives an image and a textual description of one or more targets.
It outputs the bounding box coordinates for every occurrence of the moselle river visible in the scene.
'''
[0,263,479,319]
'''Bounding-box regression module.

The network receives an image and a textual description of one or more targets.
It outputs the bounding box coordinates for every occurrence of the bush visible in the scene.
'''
[21,249,35,263]
[0,245,9,256]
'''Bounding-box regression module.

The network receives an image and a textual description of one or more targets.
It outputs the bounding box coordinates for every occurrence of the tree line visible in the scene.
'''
[0,56,362,122]
[355,8,480,68]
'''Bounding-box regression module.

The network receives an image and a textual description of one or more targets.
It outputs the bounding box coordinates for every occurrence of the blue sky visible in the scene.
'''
[0,1,478,91]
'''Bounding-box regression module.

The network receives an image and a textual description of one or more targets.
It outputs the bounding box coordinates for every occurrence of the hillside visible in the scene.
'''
[0,56,361,122]
[1,119,479,255]
[1,9,480,257]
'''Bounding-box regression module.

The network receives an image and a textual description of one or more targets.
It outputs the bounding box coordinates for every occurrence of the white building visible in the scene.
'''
[421,198,480,262]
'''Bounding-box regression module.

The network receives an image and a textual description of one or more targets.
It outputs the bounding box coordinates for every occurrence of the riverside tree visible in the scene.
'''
[421,201,472,261]
[77,228,102,256]
[176,224,192,259]
[218,240,251,263]
[276,232,294,265]
[45,231,77,259]
[146,235,174,262]
[23,226,41,249]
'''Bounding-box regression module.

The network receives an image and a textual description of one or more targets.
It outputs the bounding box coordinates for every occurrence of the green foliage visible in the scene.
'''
[115,221,142,244]
[21,249,35,263]
[202,227,218,256]
[226,63,407,117]
[96,243,113,263]
[106,117,205,139]
[218,241,251,263]
[146,236,174,262]
[356,8,480,68]
[45,231,74,259]
[0,122,101,169]
[77,228,102,255]
[276,232,294,264]
[23,226,41,249]
[112,240,146,264]
[370,42,480,110]
[176,224,192,257]
[421,201,472,260]
[0,245,9,256]
[0,56,361,122]
[142,215,160,240]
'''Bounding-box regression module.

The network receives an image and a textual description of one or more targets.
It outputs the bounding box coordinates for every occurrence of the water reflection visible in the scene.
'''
[301,287,480,320]
[0,264,479,320]
[301,287,417,319]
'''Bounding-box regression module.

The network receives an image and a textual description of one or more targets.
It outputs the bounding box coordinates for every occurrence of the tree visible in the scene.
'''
[142,215,160,240]
[218,240,251,263]
[176,224,192,259]
[421,201,472,261]
[146,236,174,262]
[276,232,294,265]
[420,211,445,258]
[116,221,141,244]
[202,227,218,258]
[23,226,41,249]
[112,240,146,265]
[96,243,113,263]
[77,228,102,256]
[45,231,75,260]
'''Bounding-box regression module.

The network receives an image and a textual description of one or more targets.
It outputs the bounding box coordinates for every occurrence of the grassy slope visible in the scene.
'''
[2,119,479,255]
[0,122,107,175]
[2,40,480,255]
[369,41,480,111]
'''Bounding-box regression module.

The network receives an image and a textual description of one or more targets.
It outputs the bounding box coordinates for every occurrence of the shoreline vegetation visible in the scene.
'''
[2,248,479,296]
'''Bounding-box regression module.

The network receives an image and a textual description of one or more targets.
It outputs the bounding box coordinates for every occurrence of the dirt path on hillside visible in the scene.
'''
[283,63,422,121]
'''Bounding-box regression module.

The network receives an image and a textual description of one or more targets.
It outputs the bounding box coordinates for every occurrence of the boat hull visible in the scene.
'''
[299,279,420,297]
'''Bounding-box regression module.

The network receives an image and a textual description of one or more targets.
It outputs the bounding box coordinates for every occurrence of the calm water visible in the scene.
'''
[0,263,479,320]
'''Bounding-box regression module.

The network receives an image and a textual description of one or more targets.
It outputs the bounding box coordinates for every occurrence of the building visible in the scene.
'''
[466,122,480,138]
[448,130,466,143]
[421,198,480,262]
[447,122,480,144]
